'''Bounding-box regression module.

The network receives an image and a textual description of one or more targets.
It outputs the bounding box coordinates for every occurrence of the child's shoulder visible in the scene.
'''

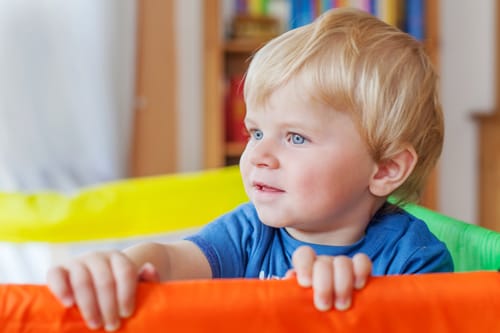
[367,204,453,273]
[368,204,444,246]
[366,202,446,251]
[372,203,428,228]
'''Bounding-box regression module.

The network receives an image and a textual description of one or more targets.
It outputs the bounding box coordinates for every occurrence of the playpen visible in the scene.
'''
[1,166,499,332]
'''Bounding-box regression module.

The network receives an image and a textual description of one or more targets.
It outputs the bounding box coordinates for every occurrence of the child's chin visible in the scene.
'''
[261,220,289,229]
[257,212,291,228]
[254,204,295,227]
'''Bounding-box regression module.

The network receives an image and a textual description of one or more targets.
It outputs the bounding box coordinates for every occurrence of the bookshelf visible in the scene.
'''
[203,0,440,210]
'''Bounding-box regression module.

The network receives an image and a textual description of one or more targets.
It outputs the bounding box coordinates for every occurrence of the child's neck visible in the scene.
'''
[286,223,368,246]
[285,198,387,246]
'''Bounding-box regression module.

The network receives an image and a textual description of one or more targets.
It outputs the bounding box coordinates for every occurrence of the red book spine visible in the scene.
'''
[225,75,248,143]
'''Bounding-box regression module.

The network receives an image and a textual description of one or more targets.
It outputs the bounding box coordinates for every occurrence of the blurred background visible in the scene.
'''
[0,0,136,193]
[0,0,497,228]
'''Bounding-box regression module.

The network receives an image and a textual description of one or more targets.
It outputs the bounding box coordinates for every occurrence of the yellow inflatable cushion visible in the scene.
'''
[0,166,247,242]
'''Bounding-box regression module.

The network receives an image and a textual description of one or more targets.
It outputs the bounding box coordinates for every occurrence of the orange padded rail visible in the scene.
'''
[1,272,499,333]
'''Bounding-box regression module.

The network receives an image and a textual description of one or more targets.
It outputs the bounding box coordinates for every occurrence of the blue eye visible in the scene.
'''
[290,133,305,144]
[251,129,263,140]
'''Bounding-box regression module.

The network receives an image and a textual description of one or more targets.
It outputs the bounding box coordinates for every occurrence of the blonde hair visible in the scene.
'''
[244,8,443,205]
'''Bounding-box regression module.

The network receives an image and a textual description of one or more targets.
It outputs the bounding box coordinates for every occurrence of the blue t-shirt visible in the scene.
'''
[186,202,453,279]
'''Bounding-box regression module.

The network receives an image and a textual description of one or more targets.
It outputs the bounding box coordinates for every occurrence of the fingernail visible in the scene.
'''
[105,321,120,332]
[60,297,74,308]
[335,298,352,311]
[297,275,311,287]
[314,295,331,311]
[87,319,101,330]
[142,262,153,269]
[283,269,295,279]
[120,307,133,318]
[355,277,366,289]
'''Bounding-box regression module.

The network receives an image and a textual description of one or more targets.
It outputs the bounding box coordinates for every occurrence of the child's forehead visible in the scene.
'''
[259,79,349,115]
[248,87,347,124]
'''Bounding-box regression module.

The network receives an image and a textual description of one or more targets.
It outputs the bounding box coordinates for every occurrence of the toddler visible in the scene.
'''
[47,8,453,331]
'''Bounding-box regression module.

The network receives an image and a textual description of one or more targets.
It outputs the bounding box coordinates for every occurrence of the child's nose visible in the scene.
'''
[249,139,279,169]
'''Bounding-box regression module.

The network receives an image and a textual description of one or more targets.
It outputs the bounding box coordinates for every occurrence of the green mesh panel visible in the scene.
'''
[403,203,500,272]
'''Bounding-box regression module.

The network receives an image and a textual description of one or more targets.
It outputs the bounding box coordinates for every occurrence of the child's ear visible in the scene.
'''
[369,146,418,197]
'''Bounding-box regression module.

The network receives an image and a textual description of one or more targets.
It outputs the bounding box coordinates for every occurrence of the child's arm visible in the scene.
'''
[46,240,211,332]
[290,246,372,311]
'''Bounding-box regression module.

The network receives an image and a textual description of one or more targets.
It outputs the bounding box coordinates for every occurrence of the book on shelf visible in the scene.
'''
[404,0,425,40]
[230,1,427,41]
[224,75,248,144]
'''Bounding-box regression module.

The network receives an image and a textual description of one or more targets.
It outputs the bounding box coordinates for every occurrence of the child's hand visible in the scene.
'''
[46,251,159,332]
[289,246,372,311]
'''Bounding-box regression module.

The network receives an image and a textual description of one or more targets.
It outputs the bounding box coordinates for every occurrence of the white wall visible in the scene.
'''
[440,0,495,224]
[0,0,137,192]
[0,0,205,189]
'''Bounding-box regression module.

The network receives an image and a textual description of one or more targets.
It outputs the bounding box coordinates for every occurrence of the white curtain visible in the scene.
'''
[0,0,136,193]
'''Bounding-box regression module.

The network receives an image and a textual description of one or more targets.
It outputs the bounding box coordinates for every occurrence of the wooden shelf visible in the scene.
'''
[224,38,271,53]
[475,113,500,232]
[472,110,500,122]
[225,141,246,157]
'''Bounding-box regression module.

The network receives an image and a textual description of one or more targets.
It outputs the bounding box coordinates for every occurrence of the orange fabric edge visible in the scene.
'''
[1,272,499,333]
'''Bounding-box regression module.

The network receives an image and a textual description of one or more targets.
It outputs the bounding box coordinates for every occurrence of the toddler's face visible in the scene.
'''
[239,82,378,243]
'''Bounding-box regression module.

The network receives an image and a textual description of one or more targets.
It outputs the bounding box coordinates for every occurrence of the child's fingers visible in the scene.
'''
[138,262,160,283]
[332,256,354,311]
[111,253,140,319]
[352,253,372,289]
[283,269,296,279]
[312,256,334,311]
[87,254,122,332]
[292,246,316,287]
[68,262,103,330]
[46,266,75,307]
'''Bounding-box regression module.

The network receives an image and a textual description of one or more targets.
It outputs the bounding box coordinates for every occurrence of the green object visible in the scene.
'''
[403,203,500,272]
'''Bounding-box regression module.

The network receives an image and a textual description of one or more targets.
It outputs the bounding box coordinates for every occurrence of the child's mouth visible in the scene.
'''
[254,182,283,192]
